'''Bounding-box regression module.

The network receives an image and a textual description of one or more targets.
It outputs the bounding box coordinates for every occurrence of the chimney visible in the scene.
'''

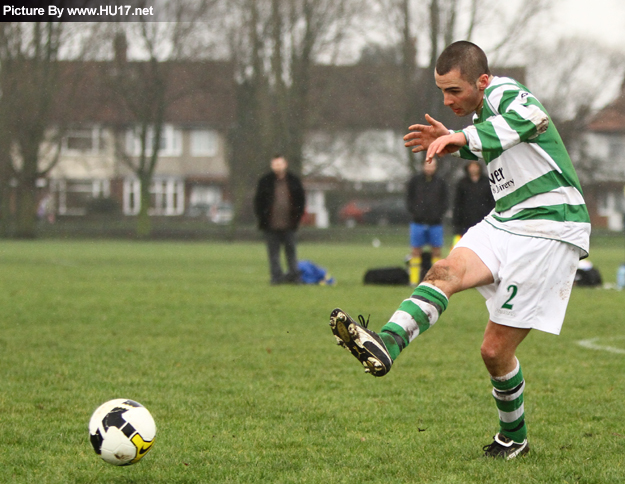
[113,32,127,64]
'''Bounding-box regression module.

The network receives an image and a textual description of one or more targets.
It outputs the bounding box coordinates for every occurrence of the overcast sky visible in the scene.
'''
[551,0,625,48]
[464,0,625,62]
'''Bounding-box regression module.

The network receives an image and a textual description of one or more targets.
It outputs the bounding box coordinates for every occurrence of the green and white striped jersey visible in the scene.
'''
[453,76,590,256]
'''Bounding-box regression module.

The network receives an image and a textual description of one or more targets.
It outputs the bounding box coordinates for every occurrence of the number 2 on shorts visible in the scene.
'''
[502,284,518,310]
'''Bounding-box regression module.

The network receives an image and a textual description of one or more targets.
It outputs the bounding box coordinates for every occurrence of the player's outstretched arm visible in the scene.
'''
[404,114,450,153]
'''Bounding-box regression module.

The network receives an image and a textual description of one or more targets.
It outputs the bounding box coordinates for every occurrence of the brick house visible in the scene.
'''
[46,57,235,218]
[41,55,526,226]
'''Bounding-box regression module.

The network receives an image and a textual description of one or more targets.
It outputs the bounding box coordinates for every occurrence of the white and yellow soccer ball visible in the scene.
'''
[89,399,156,466]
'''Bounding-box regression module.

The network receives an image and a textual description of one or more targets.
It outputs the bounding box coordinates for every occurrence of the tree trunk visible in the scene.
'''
[14,178,37,239]
[427,0,442,120]
[401,0,419,173]
[0,181,13,237]
[0,137,14,237]
[136,174,152,238]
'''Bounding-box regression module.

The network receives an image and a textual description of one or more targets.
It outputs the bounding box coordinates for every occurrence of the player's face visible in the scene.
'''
[435,69,488,117]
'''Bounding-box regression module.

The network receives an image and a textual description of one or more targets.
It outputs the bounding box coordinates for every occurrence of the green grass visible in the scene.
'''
[0,237,624,483]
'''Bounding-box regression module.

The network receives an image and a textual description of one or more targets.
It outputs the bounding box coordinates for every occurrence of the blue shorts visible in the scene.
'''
[410,223,443,248]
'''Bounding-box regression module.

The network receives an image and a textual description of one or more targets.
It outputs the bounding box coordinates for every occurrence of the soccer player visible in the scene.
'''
[406,158,448,285]
[329,41,590,459]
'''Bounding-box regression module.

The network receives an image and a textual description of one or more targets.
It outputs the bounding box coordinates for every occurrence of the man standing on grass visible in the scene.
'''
[254,154,306,285]
[329,41,590,459]
[406,158,448,285]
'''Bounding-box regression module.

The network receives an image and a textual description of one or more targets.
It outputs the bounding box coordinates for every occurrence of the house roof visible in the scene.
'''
[50,59,525,133]
[52,59,236,129]
[587,86,625,133]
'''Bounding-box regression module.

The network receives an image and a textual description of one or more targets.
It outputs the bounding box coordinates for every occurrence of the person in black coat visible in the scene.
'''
[452,161,495,244]
[254,154,306,284]
[406,158,448,284]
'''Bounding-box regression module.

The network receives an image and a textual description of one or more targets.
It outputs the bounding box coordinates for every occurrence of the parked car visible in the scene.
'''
[209,202,234,224]
[186,202,234,224]
[186,203,212,218]
[338,200,372,227]
[362,198,411,226]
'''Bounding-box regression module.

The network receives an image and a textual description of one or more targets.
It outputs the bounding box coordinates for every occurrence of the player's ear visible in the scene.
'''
[476,73,489,91]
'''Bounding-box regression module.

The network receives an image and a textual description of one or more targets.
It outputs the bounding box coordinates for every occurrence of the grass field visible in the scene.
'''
[0,236,624,483]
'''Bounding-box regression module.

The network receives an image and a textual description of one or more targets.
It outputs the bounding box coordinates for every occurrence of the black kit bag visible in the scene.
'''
[575,267,602,287]
[363,267,409,285]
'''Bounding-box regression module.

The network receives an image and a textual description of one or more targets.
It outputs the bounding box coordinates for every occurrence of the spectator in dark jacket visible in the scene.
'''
[254,154,306,284]
[452,161,495,246]
[406,158,448,284]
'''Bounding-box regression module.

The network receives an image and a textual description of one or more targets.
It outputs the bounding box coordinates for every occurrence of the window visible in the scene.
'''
[123,177,185,216]
[126,125,182,157]
[189,185,222,206]
[608,140,624,162]
[63,127,106,153]
[50,179,111,215]
[190,129,218,157]
[597,191,625,216]
[151,178,185,215]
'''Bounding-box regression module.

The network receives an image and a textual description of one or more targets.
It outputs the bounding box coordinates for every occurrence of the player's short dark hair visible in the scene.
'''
[272,153,286,160]
[435,41,490,84]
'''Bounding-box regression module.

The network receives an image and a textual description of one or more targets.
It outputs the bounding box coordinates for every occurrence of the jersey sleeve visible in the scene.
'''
[451,144,482,161]
[461,86,550,161]
[449,129,482,160]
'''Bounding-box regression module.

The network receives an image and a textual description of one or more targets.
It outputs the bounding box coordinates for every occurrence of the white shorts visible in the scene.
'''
[453,220,582,335]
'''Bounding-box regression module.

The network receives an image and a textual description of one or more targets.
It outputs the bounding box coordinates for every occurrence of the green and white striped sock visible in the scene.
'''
[378,283,449,360]
[491,358,527,444]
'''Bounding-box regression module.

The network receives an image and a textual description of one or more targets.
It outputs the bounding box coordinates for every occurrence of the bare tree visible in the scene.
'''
[526,37,625,183]
[0,22,106,238]
[226,0,361,222]
[0,23,66,238]
[109,1,219,237]
[304,129,410,182]
[354,0,550,179]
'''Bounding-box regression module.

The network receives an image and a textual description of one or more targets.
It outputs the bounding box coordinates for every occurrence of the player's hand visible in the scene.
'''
[403,114,450,153]
[425,132,467,163]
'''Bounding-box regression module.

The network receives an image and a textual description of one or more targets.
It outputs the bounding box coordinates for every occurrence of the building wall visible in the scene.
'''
[48,127,117,180]
[118,125,230,179]
[45,124,231,216]
[579,132,625,231]
[582,132,625,180]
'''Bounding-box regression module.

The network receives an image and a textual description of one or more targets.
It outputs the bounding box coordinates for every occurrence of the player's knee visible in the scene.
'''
[423,257,465,290]
[423,258,451,284]
[480,340,502,368]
